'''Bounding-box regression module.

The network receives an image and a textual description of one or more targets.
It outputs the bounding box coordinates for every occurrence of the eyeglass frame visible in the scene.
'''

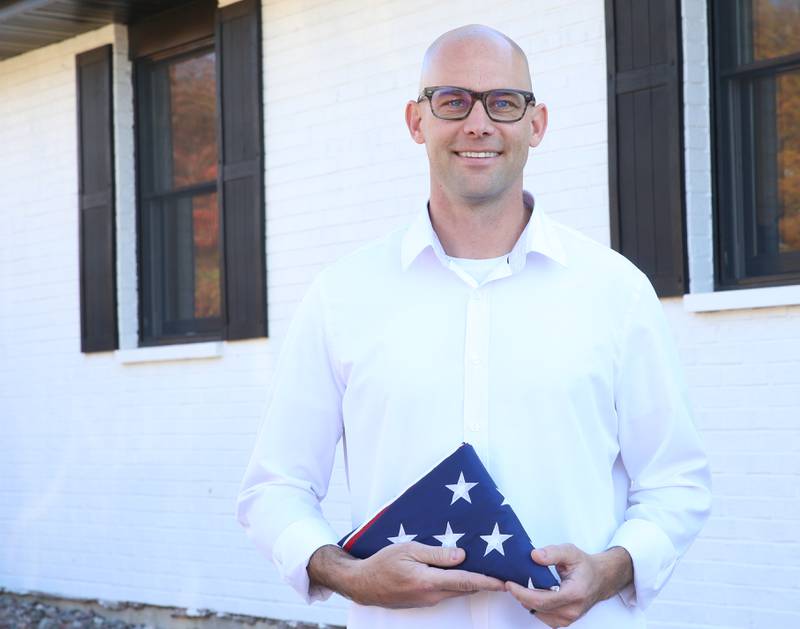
[417,85,537,123]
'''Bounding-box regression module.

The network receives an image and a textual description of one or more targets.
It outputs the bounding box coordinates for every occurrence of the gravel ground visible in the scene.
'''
[0,593,340,629]
[0,593,148,629]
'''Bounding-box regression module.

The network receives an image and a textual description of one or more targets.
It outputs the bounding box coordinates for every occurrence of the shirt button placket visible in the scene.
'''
[463,287,491,628]
[462,289,490,467]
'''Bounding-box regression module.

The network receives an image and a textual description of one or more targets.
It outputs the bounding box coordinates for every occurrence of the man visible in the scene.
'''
[237,24,711,629]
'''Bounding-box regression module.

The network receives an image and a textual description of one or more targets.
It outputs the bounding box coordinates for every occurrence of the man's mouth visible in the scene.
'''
[455,151,500,158]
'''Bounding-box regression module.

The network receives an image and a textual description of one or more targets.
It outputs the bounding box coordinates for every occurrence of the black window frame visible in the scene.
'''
[134,37,225,346]
[710,0,800,290]
[128,0,267,348]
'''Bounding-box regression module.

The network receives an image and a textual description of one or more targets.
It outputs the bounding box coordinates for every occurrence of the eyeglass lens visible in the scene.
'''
[430,87,527,121]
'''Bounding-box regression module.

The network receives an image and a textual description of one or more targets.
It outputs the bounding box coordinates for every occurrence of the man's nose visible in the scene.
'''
[462,100,495,136]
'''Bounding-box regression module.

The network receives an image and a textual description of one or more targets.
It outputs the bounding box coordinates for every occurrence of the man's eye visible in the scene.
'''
[492,99,519,109]
[445,98,466,108]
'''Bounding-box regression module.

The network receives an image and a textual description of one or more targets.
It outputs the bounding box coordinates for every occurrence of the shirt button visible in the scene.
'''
[470,423,480,432]
[471,355,480,365]
[471,291,481,301]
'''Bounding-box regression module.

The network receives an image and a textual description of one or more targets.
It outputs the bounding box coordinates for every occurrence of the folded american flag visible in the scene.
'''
[338,443,560,590]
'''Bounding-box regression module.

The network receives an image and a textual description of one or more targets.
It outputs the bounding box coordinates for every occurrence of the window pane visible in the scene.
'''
[140,50,218,194]
[749,69,800,255]
[714,1,800,285]
[169,51,218,188]
[161,192,221,321]
[752,0,800,61]
[192,192,222,317]
[777,72,800,251]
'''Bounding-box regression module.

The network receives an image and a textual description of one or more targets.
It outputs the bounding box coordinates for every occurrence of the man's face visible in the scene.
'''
[406,36,547,205]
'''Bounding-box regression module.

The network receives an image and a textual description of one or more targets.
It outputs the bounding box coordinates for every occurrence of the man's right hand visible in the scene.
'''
[307,542,506,609]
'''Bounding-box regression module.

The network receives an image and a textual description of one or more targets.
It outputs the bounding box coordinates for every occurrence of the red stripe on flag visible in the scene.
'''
[343,506,390,552]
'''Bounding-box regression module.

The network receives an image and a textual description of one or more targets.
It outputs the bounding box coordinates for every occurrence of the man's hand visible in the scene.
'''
[505,544,633,628]
[308,542,506,609]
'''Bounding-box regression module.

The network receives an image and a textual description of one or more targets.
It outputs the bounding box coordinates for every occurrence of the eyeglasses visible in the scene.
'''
[417,86,536,123]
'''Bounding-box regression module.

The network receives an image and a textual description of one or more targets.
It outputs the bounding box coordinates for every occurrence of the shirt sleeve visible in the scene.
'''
[235,274,345,603]
[606,273,712,611]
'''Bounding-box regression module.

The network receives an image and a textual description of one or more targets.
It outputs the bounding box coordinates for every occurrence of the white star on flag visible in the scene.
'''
[445,471,478,504]
[480,522,512,556]
[387,524,417,544]
[433,522,465,548]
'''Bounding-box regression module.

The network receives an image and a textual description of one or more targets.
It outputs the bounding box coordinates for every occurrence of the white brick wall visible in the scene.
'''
[655,299,800,629]
[1,1,798,628]
[682,0,714,294]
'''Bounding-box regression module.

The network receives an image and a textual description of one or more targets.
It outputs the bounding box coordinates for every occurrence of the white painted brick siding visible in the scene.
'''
[1,1,799,628]
[682,0,714,294]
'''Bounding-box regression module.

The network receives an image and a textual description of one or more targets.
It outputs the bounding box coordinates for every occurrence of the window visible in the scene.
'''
[131,0,265,348]
[77,0,266,353]
[712,0,800,288]
[136,44,223,342]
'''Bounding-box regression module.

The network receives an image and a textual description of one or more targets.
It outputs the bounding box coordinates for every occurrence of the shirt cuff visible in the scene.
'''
[272,516,341,604]
[606,518,677,611]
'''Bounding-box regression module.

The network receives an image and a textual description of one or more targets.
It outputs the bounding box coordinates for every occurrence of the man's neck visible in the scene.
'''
[428,186,531,259]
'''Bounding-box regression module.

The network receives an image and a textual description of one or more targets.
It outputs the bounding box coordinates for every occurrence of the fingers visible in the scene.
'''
[404,543,505,593]
[407,541,466,567]
[360,542,508,608]
[532,543,582,567]
[507,580,588,627]
[506,579,576,612]
[432,568,507,593]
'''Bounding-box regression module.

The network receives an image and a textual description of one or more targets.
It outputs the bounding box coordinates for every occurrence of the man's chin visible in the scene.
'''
[435,171,520,206]
[452,184,510,207]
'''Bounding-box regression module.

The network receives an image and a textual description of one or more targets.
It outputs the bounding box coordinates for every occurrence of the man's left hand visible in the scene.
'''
[505,544,633,628]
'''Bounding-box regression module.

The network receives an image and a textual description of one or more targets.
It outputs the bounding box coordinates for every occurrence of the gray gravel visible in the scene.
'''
[0,594,147,629]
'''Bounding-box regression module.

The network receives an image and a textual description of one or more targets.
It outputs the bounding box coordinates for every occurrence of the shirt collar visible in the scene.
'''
[400,191,568,271]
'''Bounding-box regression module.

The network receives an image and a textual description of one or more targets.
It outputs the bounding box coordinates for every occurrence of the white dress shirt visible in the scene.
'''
[236,201,712,629]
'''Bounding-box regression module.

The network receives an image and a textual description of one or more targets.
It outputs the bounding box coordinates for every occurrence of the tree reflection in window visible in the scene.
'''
[138,47,222,339]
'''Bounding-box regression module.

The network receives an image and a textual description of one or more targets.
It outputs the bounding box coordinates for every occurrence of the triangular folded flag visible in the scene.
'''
[338,443,560,590]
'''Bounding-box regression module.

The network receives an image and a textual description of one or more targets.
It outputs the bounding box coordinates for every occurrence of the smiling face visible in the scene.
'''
[406,27,547,207]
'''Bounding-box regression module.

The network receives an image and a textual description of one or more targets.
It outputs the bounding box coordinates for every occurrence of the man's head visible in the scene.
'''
[405,25,547,207]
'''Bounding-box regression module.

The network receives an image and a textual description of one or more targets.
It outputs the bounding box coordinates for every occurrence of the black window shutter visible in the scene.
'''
[216,0,267,339]
[76,45,118,352]
[606,0,686,296]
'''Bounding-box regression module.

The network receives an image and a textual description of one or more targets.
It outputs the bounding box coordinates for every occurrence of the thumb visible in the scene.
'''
[409,542,465,567]
[531,546,552,566]
[532,543,579,566]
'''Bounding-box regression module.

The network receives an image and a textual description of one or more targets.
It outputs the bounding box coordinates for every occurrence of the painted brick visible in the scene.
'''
[1,1,799,628]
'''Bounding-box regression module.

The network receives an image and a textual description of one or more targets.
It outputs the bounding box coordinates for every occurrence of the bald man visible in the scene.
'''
[237,25,711,629]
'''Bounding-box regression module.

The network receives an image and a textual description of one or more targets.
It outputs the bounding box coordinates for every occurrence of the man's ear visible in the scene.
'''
[405,100,426,144]
[528,103,548,149]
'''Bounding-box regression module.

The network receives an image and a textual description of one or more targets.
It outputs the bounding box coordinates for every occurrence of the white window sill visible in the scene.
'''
[115,341,224,364]
[683,284,800,313]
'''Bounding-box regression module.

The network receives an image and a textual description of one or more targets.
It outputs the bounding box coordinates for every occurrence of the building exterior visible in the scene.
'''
[1,1,798,628]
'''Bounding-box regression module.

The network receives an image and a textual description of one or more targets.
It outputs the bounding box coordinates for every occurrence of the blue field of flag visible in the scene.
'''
[339,443,560,590]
